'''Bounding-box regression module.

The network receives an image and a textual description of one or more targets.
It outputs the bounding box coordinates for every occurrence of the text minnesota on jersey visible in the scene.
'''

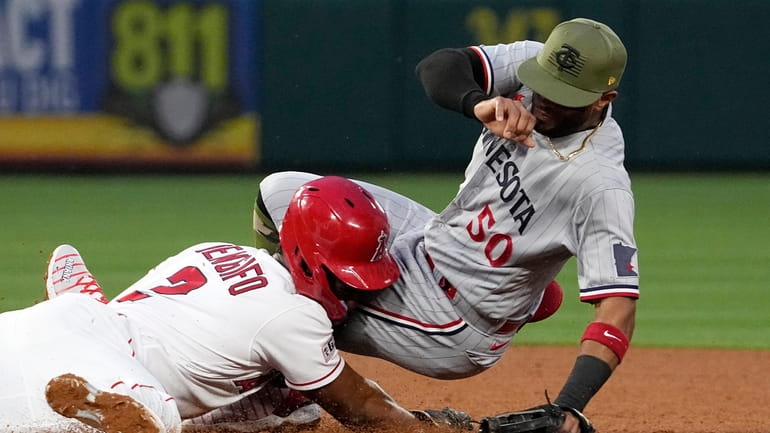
[482,131,535,236]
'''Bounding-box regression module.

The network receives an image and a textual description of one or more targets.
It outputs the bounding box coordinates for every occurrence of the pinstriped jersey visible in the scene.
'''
[424,41,639,325]
[109,242,343,418]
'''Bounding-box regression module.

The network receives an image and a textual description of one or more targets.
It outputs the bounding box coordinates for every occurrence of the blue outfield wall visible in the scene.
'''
[0,0,766,171]
[0,0,261,169]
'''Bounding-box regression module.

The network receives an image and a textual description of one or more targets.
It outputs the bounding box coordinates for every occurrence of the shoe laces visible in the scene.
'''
[68,274,108,303]
[71,274,102,293]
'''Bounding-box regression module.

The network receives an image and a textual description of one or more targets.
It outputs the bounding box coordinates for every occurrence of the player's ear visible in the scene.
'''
[596,90,618,108]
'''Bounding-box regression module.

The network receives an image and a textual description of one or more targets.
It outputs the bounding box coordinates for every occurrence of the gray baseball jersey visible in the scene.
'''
[258,41,639,380]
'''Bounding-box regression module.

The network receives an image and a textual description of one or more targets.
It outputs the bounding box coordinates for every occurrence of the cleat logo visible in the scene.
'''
[61,257,76,282]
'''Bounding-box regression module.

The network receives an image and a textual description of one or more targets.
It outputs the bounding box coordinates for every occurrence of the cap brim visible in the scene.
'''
[517,58,601,108]
[327,253,400,291]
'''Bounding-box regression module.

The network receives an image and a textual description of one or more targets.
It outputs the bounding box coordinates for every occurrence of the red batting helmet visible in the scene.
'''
[279,176,399,322]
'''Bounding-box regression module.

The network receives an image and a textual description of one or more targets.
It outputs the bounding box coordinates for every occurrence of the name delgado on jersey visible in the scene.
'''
[482,132,535,235]
[197,243,270,295]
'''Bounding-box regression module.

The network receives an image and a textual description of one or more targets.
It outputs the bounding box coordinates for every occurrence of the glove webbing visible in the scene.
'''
[479,406,563,433]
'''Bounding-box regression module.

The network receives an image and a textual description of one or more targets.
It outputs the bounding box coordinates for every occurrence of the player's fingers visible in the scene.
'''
[516,102,535,132]
[559,412,580,433]
[501,103,523,140]
[502,103,525,142]
[518,107,537,147]
[516,135,536,148]
[495,98,505,122]
[526,108,537,132]
[511,132,535,148]
[508,101,535,147]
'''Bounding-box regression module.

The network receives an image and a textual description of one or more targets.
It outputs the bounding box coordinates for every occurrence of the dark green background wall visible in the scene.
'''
[260,0,769,171]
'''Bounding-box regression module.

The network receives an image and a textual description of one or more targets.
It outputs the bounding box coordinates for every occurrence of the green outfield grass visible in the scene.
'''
[1,172,768,349]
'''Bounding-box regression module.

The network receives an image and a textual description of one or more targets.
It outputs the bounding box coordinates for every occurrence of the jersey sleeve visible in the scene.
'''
[254,302,345,392]
[572,188,640,301]
[476,40,544,98]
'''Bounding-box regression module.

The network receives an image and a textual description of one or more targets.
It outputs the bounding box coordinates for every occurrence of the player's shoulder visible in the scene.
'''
[576,156,633,198]
[568,128,631,194]
[592,117,628,172]
[260,293,333,335]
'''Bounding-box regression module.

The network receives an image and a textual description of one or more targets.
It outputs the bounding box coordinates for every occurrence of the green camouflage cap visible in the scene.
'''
[517,18,627,108]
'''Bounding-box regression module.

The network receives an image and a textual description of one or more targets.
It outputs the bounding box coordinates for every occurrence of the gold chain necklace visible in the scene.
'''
[546,121,603,162]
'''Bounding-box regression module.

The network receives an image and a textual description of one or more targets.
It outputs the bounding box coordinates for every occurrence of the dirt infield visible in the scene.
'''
[316,347,769,433]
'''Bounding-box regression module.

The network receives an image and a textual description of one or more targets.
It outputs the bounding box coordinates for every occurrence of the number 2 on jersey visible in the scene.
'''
[115,266,208,302]
[466,204,513,267]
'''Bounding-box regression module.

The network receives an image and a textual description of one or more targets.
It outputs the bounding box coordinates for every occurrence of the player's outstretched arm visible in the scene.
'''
[553,296,636,433]
[303,362,424,431]
[415,47,489,118]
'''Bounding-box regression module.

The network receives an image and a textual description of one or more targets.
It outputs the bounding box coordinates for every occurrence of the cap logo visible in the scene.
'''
[549,44,585,78]
[608,76,617,86]
[370,230,388,262]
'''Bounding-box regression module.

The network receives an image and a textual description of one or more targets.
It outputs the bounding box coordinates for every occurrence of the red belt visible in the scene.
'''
[426,253,523,336]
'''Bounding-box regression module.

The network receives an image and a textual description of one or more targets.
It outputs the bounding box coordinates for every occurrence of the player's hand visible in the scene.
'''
[558,412,582,433]
[473,96,536,148]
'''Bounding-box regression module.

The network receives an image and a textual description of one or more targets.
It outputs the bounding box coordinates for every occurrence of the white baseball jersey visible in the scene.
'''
[257,40,639,381]
[109,242,343,418]
[0,294,181,433]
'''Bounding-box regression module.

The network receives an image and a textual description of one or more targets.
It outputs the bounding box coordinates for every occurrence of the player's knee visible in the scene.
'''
[254,189,279,254]
[254,172,321,254]
[529,280,564,323]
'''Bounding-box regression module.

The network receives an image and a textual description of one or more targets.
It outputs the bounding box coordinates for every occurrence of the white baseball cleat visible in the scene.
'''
[267,388,322,431]
[183,387,321,432]
[45,244,109,303]
[46,373,165,433]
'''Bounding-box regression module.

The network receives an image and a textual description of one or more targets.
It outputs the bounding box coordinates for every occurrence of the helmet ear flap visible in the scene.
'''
[286,243,316,282]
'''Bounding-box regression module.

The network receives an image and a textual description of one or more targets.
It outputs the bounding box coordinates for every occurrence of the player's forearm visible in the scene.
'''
[330,379,420,430]
[554,354,611,412]
[555,297,637,411]
[592,296,636,341]
[356,398,421,430]
[308,369,420,431]
[415,47,489,118]
[582,297,637,368]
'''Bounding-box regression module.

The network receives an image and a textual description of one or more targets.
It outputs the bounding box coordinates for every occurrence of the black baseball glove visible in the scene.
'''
[478,404,594,433]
